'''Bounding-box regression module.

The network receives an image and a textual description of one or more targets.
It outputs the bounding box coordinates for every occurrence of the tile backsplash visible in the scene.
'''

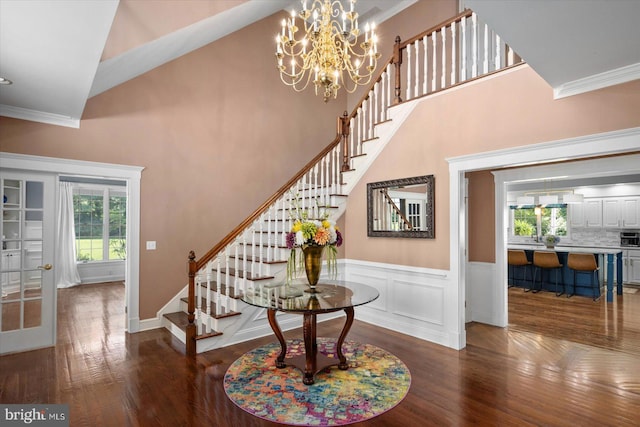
[569,228,637,247]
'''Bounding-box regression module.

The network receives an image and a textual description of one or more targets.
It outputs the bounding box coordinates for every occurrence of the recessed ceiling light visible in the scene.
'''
[0,77,13,85]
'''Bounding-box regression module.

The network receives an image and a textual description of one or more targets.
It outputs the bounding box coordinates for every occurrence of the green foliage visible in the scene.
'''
[110,239,126,260]
[514,219,535,236]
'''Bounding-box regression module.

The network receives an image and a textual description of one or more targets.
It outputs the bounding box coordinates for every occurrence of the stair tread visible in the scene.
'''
[213,267,274,281]
[163,312,223,339]
[179,297,242,319]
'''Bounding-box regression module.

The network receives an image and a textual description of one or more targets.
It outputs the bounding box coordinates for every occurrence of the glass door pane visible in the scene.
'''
[1,172,54,353]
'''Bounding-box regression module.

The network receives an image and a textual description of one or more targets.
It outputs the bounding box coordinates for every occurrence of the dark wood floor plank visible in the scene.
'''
[1,282,640,426]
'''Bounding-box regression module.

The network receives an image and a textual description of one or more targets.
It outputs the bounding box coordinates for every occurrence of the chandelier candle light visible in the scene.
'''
[275,0,381,102]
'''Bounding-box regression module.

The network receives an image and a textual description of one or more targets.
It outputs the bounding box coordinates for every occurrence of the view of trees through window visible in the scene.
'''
[513,206,567,237]
[74,188,126,261]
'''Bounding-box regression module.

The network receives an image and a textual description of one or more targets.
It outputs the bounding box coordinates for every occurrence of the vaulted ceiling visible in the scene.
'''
[1,0,639,128]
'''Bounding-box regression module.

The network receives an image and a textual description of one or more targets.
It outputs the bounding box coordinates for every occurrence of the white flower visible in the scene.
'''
[328,227,337,244]
[295,230,305,246]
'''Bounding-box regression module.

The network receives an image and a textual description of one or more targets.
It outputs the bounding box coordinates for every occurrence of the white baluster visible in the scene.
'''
[242,233,248,294]
[357,107,363,150]
[196,272,202,334]
[258,214,264,278]
[495,33,501,71]
[368,95,373,138]
[266,210,272,262]
[349,117,355,161]
[206,271,213,330]
[373,82,379,127]
[483,23,489,74]
[432,31,437,91]
[414,41,419,98]
[324,155,330,203]
[314,164,319,208]
[362,100,368,141]
[225,251,230,306]
[215,258,221,316]
[471,13,478,78]
[251,229,256,280]
[441,26,446,89]
[234,243,239,300]
[406,42,412,100]
[451,22,456,85]
[385,64,392,116]
[380,71,387,121]
[422,35,428,95]
[333,147,340,194]
[460,16,467,82]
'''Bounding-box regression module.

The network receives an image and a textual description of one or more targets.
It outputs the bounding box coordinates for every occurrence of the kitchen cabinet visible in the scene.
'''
[570,197,640,229]
[601,197,640,229]
[620,197,640,228]
[570,199,603,228]
[625,249,640,284]
[602,199,621,228]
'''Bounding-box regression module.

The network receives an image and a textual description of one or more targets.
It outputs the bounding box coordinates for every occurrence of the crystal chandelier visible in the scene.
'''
[275,0,380,102]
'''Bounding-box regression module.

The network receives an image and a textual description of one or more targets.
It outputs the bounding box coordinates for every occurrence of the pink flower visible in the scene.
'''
[313,228,330,245]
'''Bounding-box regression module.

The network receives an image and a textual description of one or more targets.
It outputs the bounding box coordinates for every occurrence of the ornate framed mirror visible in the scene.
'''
[367,175,435,238]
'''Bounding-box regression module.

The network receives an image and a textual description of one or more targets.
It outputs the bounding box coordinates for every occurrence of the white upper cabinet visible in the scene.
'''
[570,197,640,229]
[602,199,621,228]
[584,199,603,228]
[620,197,640,228]
[569,199,602,228]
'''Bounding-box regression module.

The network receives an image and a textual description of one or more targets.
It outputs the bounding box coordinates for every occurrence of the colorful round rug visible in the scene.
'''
[224,338,411,426]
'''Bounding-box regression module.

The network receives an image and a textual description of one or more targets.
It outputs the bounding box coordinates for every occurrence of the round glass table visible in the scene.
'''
[241,280,379,385]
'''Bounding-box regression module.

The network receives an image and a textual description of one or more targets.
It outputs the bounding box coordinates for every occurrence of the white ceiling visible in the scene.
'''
[1,0,639,128]
[466,0,640,98]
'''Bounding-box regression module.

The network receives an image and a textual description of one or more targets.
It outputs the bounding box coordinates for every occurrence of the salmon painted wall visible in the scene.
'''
[344,66,640,269]
[466,170,495,263]
[0,13,345,319]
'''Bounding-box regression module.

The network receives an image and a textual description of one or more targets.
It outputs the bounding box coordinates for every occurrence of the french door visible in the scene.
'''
[0,171,56,354]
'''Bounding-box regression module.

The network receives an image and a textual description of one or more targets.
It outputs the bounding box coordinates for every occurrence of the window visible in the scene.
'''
[74,186,126,262]
[511,206,567,238]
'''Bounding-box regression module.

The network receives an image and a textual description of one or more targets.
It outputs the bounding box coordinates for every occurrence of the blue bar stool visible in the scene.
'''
[533,251,564,296]
[508,250,532,290]
[567,253,600,301]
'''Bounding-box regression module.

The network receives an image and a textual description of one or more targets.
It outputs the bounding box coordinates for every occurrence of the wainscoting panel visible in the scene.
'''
[344,259,458,349]
[392,279,444,325]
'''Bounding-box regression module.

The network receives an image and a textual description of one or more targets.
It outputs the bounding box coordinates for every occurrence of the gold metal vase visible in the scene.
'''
[302,245,324,293]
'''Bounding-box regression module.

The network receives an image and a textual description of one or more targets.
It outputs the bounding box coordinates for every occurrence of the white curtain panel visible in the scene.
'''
[55,182,81,288]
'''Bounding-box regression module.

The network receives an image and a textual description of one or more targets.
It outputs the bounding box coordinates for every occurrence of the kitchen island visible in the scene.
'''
[508,244,623,302]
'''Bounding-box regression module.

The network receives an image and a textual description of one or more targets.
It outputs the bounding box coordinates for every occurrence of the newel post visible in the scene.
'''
[339,111,351,172]
[186,250,197,357]
[393,35,403,104]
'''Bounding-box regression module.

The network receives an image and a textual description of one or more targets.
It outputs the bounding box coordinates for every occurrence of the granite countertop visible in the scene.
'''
[507,243,625,254]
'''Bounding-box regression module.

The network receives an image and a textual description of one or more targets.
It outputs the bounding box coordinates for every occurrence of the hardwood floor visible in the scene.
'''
[1,283,640,426]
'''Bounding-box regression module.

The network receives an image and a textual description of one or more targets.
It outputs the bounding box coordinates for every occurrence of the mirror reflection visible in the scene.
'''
[367,175,435,238]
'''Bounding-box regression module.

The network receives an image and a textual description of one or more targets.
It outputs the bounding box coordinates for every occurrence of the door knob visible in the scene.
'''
[37,264,53,270]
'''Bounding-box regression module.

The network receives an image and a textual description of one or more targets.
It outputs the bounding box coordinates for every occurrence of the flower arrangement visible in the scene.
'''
[285,194,343,282]
[543,234,560,247]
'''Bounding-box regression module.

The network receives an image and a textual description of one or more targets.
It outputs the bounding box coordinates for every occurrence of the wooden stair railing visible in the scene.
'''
[381,189,413,231]
[183,9,524,356]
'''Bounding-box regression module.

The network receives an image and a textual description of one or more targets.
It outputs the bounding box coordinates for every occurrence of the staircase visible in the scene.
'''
[160,9,524,355]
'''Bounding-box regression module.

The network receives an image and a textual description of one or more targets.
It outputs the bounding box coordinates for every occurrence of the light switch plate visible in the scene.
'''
[146,241,156,250]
